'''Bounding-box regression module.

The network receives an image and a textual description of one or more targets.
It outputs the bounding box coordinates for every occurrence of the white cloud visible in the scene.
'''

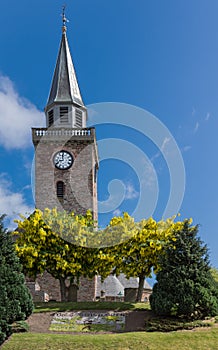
[113,209,122,216]
[0,75,44,150]
[98,180,139,214]
[0,174,33,229]
[205,112,211,121]
[192,107,196,116]
[161,137,171,152]
[194,122,199,134]
[150,138,171,163]
[124,183,139,200]
[182,145,192,152]
[150,151,161,163]
[142,162,157,189]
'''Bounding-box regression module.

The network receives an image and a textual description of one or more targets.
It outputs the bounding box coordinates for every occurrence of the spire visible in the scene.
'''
[45,7,84,110]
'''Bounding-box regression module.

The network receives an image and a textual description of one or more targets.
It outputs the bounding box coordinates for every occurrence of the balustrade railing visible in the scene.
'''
[32,127,94,140]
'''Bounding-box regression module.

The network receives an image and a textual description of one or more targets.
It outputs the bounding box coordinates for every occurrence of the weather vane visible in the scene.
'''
[62,4,69,31]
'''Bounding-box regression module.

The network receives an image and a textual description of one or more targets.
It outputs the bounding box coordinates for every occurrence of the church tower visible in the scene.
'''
[32,12,98,221]
[31,11,98,301]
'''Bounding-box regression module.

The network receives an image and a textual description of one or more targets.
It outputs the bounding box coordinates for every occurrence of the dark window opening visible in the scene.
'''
[57,181,64,198]
[60,107,69,123]
[48,110,54,127]
[94,164,98,183]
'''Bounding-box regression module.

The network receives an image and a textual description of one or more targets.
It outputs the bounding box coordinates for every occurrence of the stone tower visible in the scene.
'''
[31,12,98,301]
[32,16,98,220]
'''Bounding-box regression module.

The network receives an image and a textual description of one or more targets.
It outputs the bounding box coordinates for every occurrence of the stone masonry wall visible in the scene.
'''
[36,272,97,301]
[31,130,98,301]
[34,138,98,216]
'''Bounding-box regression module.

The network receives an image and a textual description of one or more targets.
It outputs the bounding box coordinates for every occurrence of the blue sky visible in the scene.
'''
[0,1,217,268]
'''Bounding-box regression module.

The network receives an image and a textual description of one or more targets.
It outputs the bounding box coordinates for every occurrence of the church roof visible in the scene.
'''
[96,274,152,298]
[117,273,152,290]
[96,275,124,297]
[46,25,84,110]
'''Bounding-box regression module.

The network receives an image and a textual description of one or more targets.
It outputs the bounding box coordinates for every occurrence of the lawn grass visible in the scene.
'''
[2,328,218,350]
[34,301,150,313]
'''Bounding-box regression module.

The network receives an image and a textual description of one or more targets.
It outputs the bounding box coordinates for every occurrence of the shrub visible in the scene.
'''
[150,220,218,319]
[11,320,30,333]
[0,215,34,345]
[145,317,212,332]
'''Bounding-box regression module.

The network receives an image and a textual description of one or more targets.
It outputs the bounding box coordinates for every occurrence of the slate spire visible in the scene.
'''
[45,8,84,111]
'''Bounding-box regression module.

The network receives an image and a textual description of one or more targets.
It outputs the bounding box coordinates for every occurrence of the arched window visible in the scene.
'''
[56,181,64,198]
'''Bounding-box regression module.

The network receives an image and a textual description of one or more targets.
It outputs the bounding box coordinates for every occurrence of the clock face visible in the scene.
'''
[53,150,73,170]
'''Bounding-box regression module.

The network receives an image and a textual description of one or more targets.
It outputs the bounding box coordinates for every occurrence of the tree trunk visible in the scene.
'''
[136,274,145,302]
[59,276,68,302]
[59,277,79,302]
[68,281,78,302]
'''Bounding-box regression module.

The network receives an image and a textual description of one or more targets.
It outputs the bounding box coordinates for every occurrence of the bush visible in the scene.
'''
[0,319,11,344]
[145,317,212,332]
[150,220,218,319]
[11,320,30,333]
[0,215,34,345]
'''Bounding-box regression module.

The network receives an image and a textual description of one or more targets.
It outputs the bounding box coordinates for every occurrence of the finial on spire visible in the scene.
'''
[62,4,69,33]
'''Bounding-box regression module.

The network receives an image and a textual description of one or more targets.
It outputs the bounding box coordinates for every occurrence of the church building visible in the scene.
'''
[31,11,98,301]
[29,10,152,302]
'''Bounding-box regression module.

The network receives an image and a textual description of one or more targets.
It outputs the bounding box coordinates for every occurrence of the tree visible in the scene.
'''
[211,267,218,288]
[14,209,113,302]
[14,208,191,304]
[108,214,183,302]
[0,215,33,345]
[150,220,218,319]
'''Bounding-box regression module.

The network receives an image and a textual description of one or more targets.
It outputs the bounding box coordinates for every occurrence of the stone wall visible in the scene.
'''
[124,288,152,302]
[36,272,61,301]
[77,276,97,302]
[34,272,97,302]
[33,135,98,217]
[32,128,98,301]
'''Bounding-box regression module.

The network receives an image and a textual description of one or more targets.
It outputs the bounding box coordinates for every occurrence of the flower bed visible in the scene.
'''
[49,311,126,333]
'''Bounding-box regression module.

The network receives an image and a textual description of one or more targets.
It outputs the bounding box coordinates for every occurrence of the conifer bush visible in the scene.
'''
[0,215,33,345]
[150,220,218,319]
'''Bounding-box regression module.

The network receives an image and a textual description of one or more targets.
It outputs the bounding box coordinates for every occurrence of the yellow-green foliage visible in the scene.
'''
[14,209,186,301]
[108,213,185,277]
